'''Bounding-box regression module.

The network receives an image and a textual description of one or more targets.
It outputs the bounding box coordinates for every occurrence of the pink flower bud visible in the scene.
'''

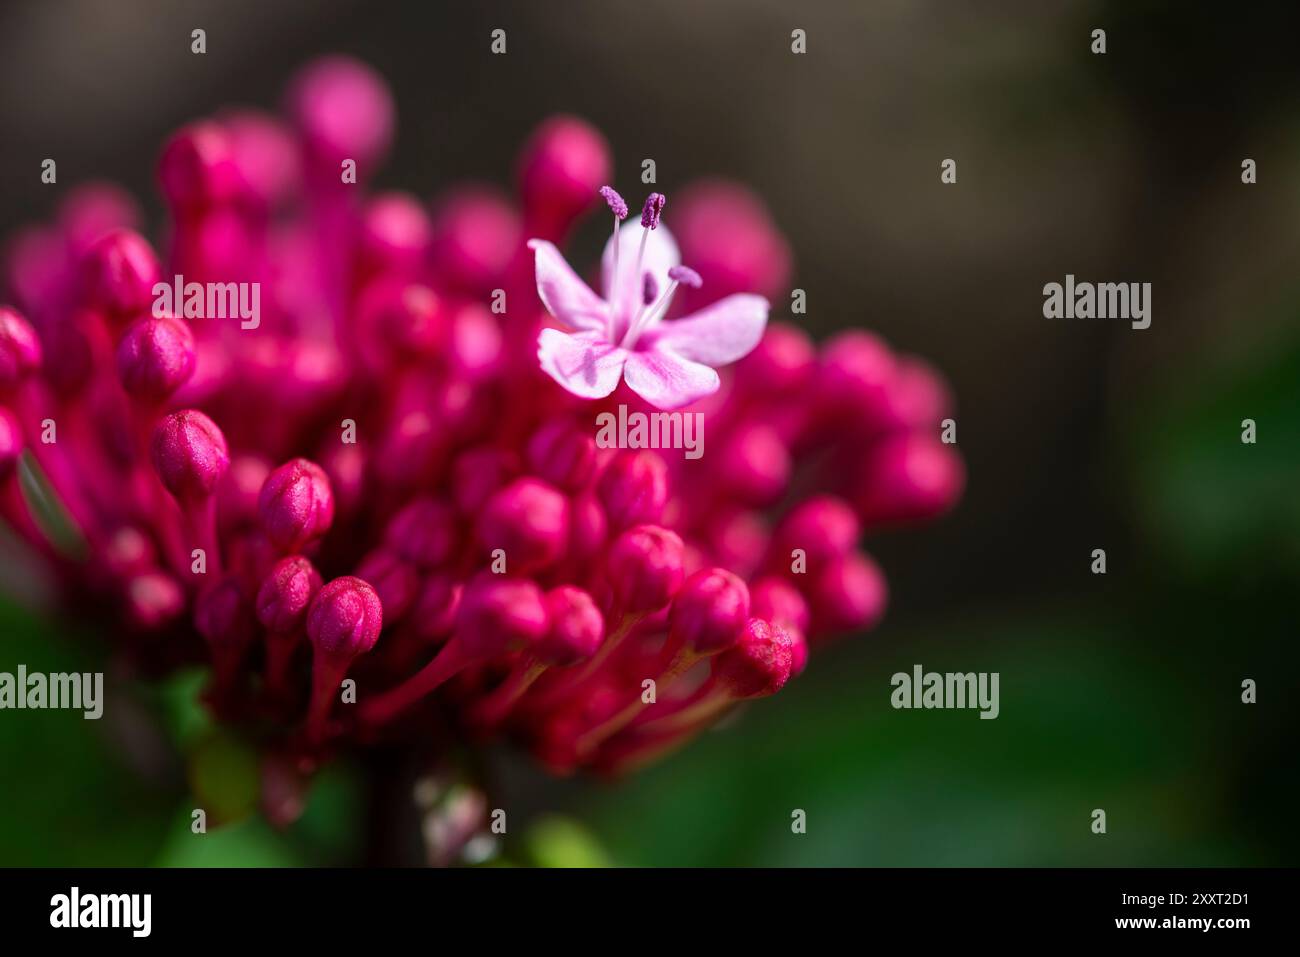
[429,185,522,292]
[354,279,444,372]
[0,405,23,479]
[0,306,42,392]
[80,229,161,319]
[59,182,140,257]
[607,524,686,615]
[116,314,196,403]
[537,586,605,665]
[217,454,272,533]
[359,192,433,280]
[452,445,519,514]
[287,56,393,173]
[669,567,750,655]
[307,575,384,665]
[884,357,952,430]
[258,458,334,552]
[718,423,790,505]
[126,571,185,629]
[516,115,611,239]
[712,618,796,699]
[597,450,669,531]
[455,576,549,660]
[410,573,462,644]
[808,552,887,635]
[223,110,300,209]
[854,433,964,526]
[671,181,792,307]
[152,409,230,502]
[355,548,420,623]
[256,555,322,635]
[477,477,569,574]
[566,492,608,563]
[818,330,898,426]
[749,577,811,637]
[196,574,255,656]
[527,420,597,492]
[736,322,814,395]
[102,526,156,577]
[384,497,457,569]
[773,494,859,564]
[157,122,245,212]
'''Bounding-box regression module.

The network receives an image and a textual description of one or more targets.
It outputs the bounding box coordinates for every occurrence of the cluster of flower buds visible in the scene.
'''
[0,56,963,797]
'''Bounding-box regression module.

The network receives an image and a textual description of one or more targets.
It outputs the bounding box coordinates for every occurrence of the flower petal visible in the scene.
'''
[529,239,608,332]
[537,328,627,398]
[623,345,720,410]
[647,294,769,367]
[601,222,680,338]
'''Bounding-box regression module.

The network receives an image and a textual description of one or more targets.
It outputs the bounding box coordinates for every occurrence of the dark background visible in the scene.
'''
[1,0,1297,865]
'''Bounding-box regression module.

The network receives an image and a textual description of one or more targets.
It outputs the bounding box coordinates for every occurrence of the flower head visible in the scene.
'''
[0,56,962,810]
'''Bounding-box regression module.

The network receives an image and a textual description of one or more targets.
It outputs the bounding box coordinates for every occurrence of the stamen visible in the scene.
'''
[642,271,659,305]
[599,186,628,220]
[600,186,628,338]
[621,261,703,349]
[640,193,665,229]
[667,265,702,289]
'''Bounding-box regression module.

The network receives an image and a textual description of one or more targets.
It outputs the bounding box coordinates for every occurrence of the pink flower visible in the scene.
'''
[531,190,769,409]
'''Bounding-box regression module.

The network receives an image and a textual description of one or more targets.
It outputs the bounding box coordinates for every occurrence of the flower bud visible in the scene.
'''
[126,571,185,629]
[736,322,814,395]
[718,423,790,505]
[0,306,42,393]
[0,406,23,479]
[818,330,897,426]
[671,181,792,308]
[258,458,334,552]
[517,115,611,239]
[607,524,685,615]
[452,445,519,514]
[355,548,420,623]
[537,586,604,666]
[597,450,668,531]
[808,552,887,635]
[712,618,795,699]
[80,229,161,318]
[455,576,549,660]
[429,185,521,292]
[152,409,230,502]
[358,192,432,280]
[669,568,750,655]
[256,556,322,635]
[749,577,811,637]
[477,477,569,574]
[157,122,244,212]
[854,433,964,526]
[287,56,393,173]
[306,576,384,666]
[773,494,859,564]
[384,497,457,569]
[527,419,597,492]
[116,314,196,403]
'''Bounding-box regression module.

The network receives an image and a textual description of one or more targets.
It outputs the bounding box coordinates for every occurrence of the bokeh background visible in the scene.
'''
[1,0,1297,866]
